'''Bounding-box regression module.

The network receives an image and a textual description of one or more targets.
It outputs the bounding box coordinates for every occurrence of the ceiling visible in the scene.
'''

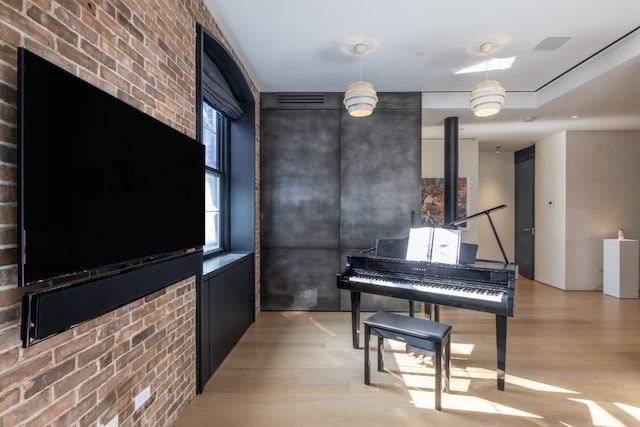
[204,0,640,152]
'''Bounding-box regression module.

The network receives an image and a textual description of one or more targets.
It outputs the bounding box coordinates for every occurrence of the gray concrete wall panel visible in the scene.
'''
[340,106,421,249]
[261,248,341,311]
[261,109,341,248]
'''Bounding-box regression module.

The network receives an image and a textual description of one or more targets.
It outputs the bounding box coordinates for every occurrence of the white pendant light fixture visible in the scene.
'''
[343,43,378,117]
[469,42,506,117]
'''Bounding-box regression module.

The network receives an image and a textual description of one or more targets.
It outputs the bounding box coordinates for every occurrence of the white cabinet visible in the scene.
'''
[603,239,639,298]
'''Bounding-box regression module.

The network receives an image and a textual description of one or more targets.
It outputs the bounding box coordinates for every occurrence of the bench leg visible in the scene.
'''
[377,336,384,372]
[444,335,451,393]
[364,324,371,385]
[434,342,442,411]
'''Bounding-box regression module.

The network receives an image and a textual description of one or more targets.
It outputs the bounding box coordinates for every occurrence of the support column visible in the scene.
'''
[444,117,458,225]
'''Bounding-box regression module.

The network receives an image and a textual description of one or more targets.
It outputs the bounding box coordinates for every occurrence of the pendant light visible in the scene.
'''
[343,43,378,117]
[468,42,506,117]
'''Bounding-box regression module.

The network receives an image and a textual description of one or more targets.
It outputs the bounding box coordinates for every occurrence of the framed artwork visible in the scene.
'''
[421,177,468,228]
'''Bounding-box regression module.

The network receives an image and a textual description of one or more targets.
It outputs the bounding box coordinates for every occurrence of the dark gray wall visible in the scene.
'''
[260,92,421,311]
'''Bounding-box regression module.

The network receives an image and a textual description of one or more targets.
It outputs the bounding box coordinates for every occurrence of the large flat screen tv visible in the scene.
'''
[17,48,204,286]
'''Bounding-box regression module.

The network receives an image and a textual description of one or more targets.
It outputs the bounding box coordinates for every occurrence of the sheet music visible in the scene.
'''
[406,227,461,264]
[430,228,461,264]
[406,227,434,261]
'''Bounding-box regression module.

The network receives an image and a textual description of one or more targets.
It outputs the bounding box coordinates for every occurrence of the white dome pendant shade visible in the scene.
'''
[344,81,378,117]
[343,43,377,117]
[469,80,506,117]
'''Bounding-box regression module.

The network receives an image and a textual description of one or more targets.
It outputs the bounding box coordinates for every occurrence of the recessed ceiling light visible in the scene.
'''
[523,116,535,122]
[454,57,516,75]
[571,115,579,119]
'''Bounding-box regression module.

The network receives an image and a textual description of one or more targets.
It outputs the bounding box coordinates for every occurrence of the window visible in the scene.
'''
[203,101,228,255]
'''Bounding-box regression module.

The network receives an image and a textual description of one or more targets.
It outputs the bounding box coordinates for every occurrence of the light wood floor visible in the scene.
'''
[174,277,640,427]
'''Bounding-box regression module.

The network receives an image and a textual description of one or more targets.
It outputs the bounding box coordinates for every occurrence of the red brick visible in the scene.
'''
[53,361,97,399]
[79,388,116,427]
[78,363,114,396]
[80,38,115,70]
[1,388,52,427]
[55,0,81,17]
[53,330,97,363]
[114,342,143,371]
[57,38,99,74]
[55,5,99,44]
[100,64,131,93]
[0,205,17,224]
[21,326,72,360]
[131,324,155,347]
[0,387,20,413]
[52,391,97,427]
[30,0,52,10]
[77,335,114,367]
[23,390,75,427]
[76,309,114,335]
[98,313,130,340]
[0,323,20,351]
[26,4,78,46]
[0,247,17,265]
[24,358,75,399]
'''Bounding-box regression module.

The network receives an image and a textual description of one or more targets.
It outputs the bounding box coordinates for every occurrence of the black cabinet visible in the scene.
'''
[198,253,255,392]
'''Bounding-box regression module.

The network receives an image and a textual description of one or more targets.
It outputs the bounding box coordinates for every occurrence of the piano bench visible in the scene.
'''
[363,311,452,411]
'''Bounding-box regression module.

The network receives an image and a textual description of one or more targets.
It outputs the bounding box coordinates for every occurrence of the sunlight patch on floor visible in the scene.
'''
[570,399,627,427]
[615,402,640,422]
[451,342,474,356]
[307,315,337,337]
[506,374,578,393]
[385,337,584,418]
[408,390,542,417]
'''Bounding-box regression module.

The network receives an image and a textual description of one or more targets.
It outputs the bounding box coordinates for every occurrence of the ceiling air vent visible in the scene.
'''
[262,93,341,110]
[532,36,573,51]
[277,93,326,104]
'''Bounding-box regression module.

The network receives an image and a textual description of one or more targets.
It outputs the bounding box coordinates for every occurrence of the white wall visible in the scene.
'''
[535,132,567,289]
[478,151,515,262]
[422,138,479,244]
[533,130,640,291]
[565,130,640,290]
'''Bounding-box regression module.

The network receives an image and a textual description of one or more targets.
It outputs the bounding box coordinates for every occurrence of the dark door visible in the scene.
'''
[515,146,535,279]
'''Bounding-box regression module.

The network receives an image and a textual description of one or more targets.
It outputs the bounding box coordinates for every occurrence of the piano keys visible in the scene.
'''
[337,254,516,391]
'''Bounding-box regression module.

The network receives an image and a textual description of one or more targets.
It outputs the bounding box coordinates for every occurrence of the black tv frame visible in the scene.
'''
[18,48,204,286]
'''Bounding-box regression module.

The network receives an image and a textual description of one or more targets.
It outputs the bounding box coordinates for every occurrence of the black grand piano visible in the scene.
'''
[337,205,517,390]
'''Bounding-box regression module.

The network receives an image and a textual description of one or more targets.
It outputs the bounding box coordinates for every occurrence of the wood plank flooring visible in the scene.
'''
[174,277,640,426]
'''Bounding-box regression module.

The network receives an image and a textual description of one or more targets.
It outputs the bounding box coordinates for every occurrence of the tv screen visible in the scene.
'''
[17,48,204,286]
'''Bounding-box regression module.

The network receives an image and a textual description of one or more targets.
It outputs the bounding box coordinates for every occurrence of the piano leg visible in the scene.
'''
[409,301,415,317]
[351,291,361,349]
[496,315,507,391]
[423,303,440,321]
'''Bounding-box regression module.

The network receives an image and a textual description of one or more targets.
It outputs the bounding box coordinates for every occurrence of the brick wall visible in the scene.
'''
[0,0,259,425]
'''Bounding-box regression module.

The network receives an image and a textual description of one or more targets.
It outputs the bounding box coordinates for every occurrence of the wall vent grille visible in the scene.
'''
[277,94,326,104]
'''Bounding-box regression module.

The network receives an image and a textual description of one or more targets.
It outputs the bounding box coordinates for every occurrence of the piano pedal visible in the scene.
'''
[406,345,435,367]
[421,354,434,367]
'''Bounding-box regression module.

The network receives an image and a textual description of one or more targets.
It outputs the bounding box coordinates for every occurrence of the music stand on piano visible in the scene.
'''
[375,237,408,258]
